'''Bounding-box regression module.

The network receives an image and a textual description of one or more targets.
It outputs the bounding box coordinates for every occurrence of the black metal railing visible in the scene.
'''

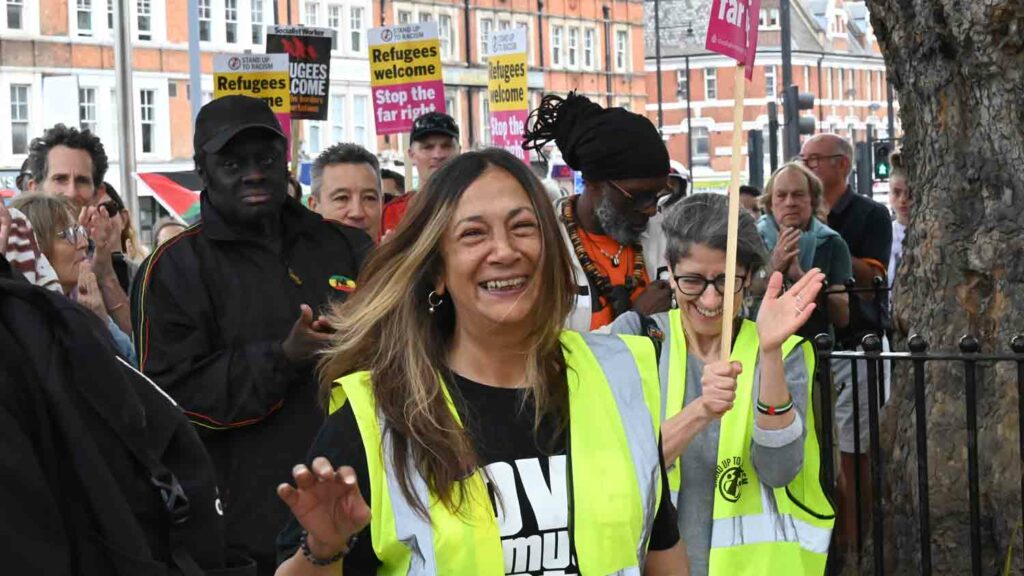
[808,280,1024,575]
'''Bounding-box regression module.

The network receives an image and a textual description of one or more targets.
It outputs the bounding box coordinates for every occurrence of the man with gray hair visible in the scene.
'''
[308,143,383,242]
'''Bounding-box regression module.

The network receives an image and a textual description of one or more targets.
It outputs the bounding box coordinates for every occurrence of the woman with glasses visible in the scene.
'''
[755,161,854,340]
[11,193,137,365]
[609,193,834,576]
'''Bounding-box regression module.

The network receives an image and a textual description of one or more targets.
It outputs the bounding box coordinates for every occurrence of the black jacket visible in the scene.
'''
[0,257,254,576]
[131,195,373,574]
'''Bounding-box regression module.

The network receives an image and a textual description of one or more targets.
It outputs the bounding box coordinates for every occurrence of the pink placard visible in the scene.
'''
[490,110,529,163]
[705,0,761,79]
[371,80,447,136]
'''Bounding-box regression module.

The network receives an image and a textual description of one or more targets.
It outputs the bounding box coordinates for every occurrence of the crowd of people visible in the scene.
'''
[0,90,910,576]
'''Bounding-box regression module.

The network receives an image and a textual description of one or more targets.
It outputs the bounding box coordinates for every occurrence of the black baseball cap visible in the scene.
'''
[193,95,286,154]
[410,111,459,142]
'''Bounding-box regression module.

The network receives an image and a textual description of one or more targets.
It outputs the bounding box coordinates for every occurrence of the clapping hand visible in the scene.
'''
[770,227,802,281]
[756,269,825,350]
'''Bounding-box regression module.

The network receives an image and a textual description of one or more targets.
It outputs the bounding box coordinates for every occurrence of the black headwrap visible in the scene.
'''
[522,91,669,182]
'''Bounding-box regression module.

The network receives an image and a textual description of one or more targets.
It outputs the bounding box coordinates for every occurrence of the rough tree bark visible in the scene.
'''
[866,0,1024,573]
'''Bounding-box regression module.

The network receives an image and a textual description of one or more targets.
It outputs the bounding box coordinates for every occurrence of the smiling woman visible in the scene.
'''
[274,148,689,576]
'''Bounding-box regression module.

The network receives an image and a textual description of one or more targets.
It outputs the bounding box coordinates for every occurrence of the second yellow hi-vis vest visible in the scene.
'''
[329,330,663,575]
[664,310,834,575]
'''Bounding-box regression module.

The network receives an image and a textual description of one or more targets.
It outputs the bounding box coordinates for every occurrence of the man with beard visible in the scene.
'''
[523,92,673,330]
[131,96,373,575]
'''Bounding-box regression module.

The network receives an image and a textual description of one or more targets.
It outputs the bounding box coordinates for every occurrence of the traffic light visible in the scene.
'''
[873,140,892,180]
[782,85,815,160]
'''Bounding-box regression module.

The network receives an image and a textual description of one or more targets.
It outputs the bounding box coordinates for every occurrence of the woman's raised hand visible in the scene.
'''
[277,457,371,559]
[756,268,825,351]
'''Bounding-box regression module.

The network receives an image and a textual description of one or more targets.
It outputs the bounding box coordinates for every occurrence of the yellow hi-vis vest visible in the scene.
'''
[663,310,834,575]
[328,331,663,575]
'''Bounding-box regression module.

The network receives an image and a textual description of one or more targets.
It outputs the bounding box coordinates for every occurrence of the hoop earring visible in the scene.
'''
[428,290,444,314]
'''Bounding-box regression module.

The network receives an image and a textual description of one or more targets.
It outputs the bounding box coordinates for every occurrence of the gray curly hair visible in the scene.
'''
[662,192,768,272]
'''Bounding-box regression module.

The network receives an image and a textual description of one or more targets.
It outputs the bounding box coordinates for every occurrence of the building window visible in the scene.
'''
[139,89,155,154]
[107,0,113,29]
[480,17,492,57]
[225,0,237,43]
[692,126,710,162]
[438,13,452,59]
[418,12,432,23]
[837,68,844,100]
[848,69,855,99]
[308,124,321,154]
[327,5,340,49]
[330,95,345,142]
[551,25,563,67]
[826,68,833,99]
[10,84,29,154]
[304,2,317,26]
[568,27,579,68]
[498,19,510,30]
[769,9,779,27]
[615,30,628,70]
[79,88,97,133]
[251,0,263,44]
[481,97,490,145]
[803,65,810,91]
[517,21,530,63]
[350,7,364,51]
[765,65,776,99]
[583,28,595,69]
[77,0,93,36]
[677,69,688,99]
[397,10,411,24]
[137,0,152,40]
[198,0,211,41]
[353,95,367,146]
[7,0,23,29]
[705,69,717,99]
[866,69,872,101]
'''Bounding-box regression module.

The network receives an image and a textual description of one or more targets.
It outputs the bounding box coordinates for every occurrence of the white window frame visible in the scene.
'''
[75,0,93,37]
[251,0,264,44]
[327,4,341,49]
[350,6,364,53]
[551,24,563,68]
[438,13,452,60]
[567,26,579,69]
[353,94,368,147]
[614,28,628,72]
[397,9,411,24]
[865,69,873,102]
[9,83,31,156]
[481,95,490,146]
[765,65,776,99]
[79,87,97,133]
[803,65,810,92]
[330,94,346,143]
[198,0,211,41]
[478,15,493,60]
[132,80,169,159]
[4,0,37,34]
[691,126,710,163]
[497,18,510,30]
[676,69,688,100]
[418,11,432,23]
[516,20,532,65]
[583,27,595,70]
[135,0,152,41]
[139,88,157,154]
[307,123,322,155]
[224,0,238,43]
[705,69,717,100]
[768,9,779,28]
[304,1,318,26]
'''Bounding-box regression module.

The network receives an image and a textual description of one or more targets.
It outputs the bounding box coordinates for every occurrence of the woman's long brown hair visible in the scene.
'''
[318,148,577,517]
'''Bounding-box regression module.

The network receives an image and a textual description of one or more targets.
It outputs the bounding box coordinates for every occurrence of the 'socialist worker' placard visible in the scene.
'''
[266,26,333,120]
[213,53,292,145]
[368,23,446,135]
[486,28,529,163]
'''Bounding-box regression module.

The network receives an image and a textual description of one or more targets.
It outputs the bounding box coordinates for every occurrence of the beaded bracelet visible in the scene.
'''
[756,397,794,416]
[299,530,359,567]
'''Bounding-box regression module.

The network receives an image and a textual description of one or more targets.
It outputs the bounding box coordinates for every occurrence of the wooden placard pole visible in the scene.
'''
[290,118,301,175]
[720,65,747,361]
[401,133,413,192]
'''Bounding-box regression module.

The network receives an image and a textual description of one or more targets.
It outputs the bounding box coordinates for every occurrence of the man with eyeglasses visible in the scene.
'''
[522,93,674,331]
[380,111,462,236]
[800,133,893,553]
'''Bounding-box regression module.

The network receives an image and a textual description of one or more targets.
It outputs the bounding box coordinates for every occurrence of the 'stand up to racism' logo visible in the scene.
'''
[228,56,242,71]
[381,29,394,42]
[715,456,749,503]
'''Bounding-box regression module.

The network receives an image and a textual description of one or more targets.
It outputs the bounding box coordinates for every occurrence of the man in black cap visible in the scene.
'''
[380,111,461,235]
[131,95,373,575]
[523,92,674,330]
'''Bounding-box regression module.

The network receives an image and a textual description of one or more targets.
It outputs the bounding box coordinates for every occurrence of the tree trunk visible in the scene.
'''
[866,0,1024,573]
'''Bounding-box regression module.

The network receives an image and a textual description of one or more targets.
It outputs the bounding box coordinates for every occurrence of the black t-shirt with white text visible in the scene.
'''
[277,373,679,575]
